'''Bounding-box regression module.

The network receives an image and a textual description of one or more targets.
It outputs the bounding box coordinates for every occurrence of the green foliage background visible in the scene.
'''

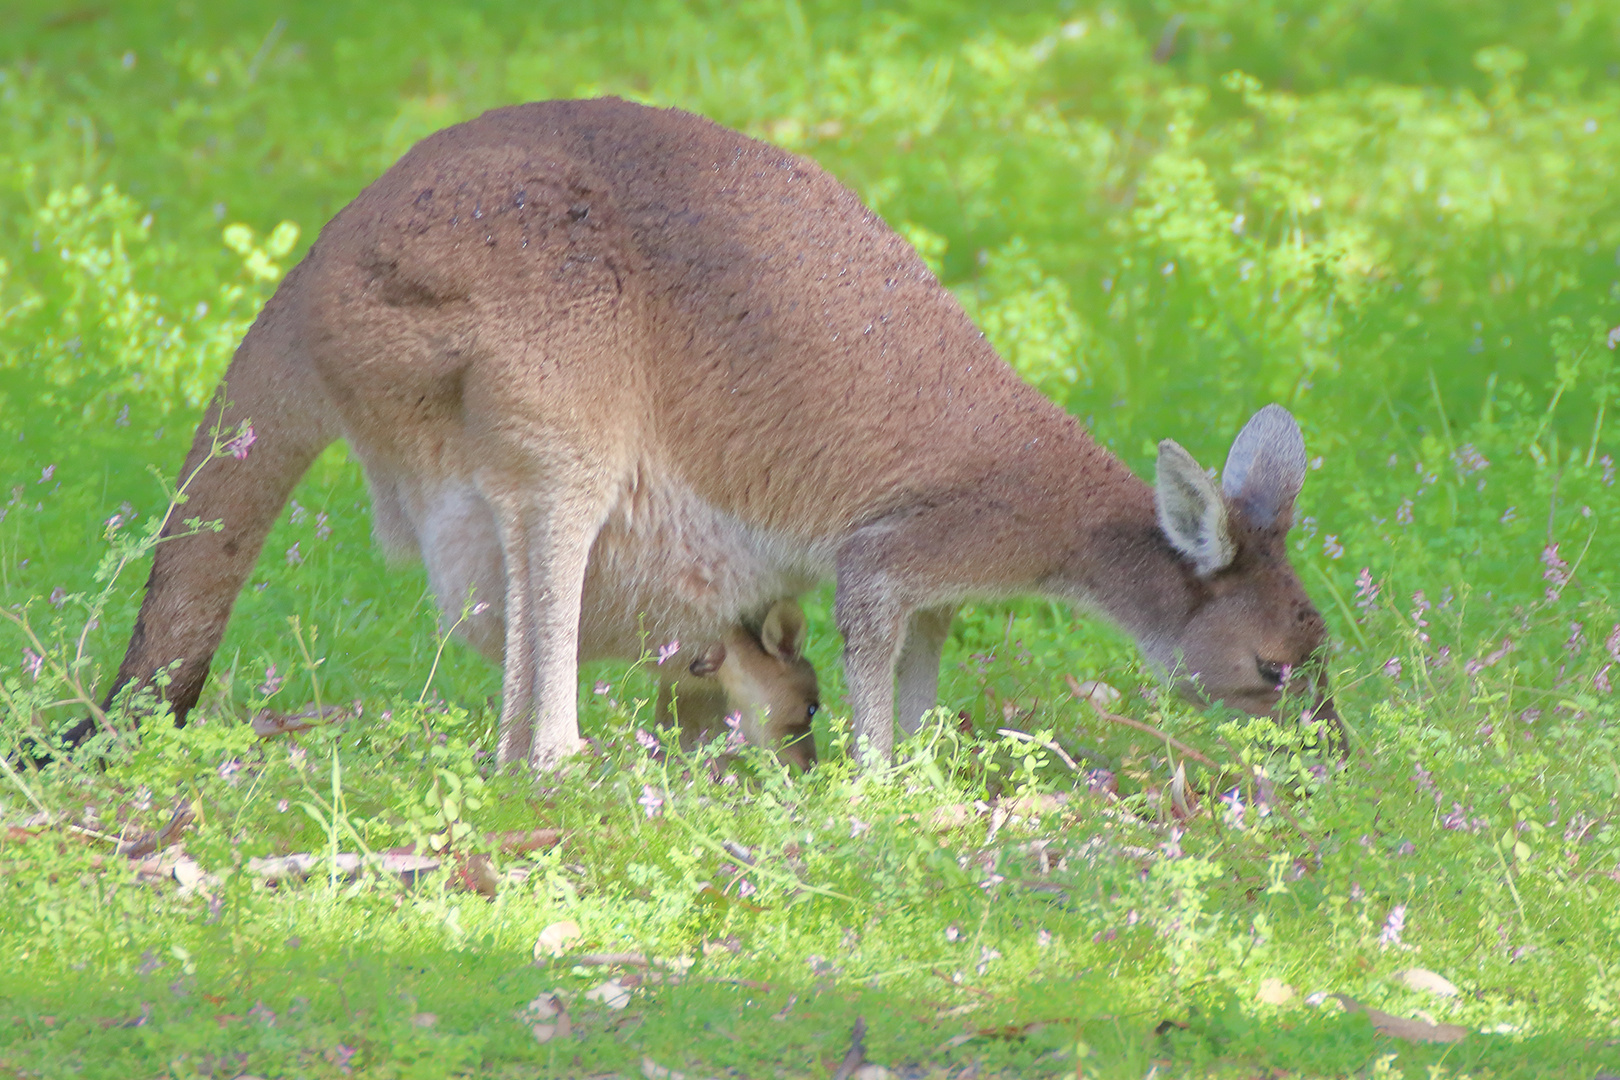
[1,2,1619,1077]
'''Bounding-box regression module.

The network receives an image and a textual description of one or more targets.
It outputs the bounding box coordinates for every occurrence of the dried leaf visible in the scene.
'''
[519,992,571,1043]
[534,920,583,960]
[585,978,631,1010]
[454,852,498,897]
[1069,678,1122,708]
[1257,978,1296,1006]
[641,1057,715,1080]
[1169,761,1199,820]
[1393,967,1460,998]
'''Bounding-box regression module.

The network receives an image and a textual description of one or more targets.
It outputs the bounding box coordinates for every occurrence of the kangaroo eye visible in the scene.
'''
[1257,660,1289,688]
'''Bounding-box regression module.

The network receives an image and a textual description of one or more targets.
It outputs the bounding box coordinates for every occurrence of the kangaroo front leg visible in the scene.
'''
[487,488,603,770]
[834,536,911,765]
[896,604,957,735]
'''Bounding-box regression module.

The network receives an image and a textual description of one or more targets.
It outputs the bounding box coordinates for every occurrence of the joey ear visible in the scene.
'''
[758,599,808,661]
[1221,404,1307,529]
[688,643,727,678]
[1156,439,1235,577]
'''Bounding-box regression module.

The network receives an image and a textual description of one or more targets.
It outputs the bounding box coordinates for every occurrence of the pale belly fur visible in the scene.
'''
[366,463,828,668]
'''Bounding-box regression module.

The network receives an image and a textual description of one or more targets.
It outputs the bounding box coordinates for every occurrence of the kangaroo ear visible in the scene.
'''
[1156,439,1235,577]
[688,643,727,678]
[758,599,808,661]
[1221,404,1307,529]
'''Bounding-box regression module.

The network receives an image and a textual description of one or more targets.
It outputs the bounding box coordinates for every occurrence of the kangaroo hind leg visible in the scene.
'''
[483,472,616,771]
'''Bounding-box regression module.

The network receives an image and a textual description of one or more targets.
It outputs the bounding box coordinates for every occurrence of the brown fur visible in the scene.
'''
[97,98,1333,768]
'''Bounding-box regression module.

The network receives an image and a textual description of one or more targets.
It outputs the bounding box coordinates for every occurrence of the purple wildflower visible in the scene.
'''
[1220,787,1246,829]
[225,424,256,460]
[1452,443,1490,475]
[1378,904,1407,949]
[1542,543,1571,600]
[1354,568,1380,610]
[723,711,746,751]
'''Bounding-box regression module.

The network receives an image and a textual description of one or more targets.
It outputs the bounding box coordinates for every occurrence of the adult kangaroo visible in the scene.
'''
[96,97,1334,769]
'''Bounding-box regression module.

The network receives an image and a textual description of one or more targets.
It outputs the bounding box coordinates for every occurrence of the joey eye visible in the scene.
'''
[1257,660,1290,688]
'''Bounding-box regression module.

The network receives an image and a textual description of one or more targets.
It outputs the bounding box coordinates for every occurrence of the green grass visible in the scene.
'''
[3,1,1620,1076]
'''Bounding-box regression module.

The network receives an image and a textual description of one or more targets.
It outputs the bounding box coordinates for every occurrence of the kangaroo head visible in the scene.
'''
[1151,405,1339,740]
[689,599,820,769]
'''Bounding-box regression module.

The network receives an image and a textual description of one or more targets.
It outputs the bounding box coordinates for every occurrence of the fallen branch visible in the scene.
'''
[117,801,197,858]
[1066,674,1218,770]
[829,1015,868,1080]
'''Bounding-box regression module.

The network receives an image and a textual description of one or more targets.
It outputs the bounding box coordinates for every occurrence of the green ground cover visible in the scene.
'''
[2,1,1619,1075]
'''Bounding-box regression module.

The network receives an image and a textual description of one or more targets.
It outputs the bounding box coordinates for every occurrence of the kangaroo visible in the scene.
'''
[658,600,819,771]
[94,97,1334,770]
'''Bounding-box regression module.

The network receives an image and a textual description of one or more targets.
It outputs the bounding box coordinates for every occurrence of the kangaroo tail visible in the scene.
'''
[68,297,338,745]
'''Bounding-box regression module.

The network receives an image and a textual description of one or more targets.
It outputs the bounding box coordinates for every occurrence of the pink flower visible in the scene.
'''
[1353,568,1380,610]
[1542,542,1571,600]
[225,423,256,460]
[723,711,746,751]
